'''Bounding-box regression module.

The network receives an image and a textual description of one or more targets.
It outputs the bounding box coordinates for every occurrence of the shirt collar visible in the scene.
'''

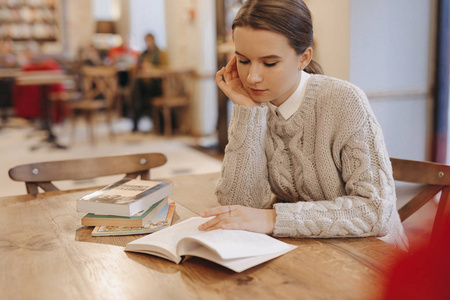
[268,71,311,120]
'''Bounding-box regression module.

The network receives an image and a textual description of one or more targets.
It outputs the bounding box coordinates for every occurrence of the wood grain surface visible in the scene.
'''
[0,173,401,300]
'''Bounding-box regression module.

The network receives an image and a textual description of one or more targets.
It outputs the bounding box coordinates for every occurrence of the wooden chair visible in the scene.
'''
[152,70,194,136]
[8,153,167,195]
[391,157,450,242]
[115,66,137,118]
[69,66,118,144]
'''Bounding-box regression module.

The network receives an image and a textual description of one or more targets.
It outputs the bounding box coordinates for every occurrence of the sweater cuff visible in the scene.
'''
[273,202,334,237]
[273,203,299,237]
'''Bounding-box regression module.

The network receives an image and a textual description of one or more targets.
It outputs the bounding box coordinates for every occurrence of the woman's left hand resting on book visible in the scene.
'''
[198,205,276,235]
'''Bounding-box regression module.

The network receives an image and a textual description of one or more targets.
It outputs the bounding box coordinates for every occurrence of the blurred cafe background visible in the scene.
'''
[0,0,448,199]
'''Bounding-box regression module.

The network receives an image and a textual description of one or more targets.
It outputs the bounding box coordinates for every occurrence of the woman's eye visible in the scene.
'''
[264,62,278,67]
[238,60,250,65]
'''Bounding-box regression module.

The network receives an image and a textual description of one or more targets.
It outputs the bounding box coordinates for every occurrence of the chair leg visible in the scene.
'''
[86,112,96,145]
[106,110,115,140]
[180,106,190,134]
[69,110,77,145]
[25,182,39,194]
[431,186,450,243]
[152,107,160,134]
[163,106,172,136]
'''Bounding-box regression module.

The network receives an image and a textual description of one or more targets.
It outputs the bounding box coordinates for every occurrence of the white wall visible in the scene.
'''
[308,0,435,161]
[64,0,95,59]
[350,0,434,160]
[165,0,218,136]
[307,0,351,81]
[92,0,121,20]
[129,0,167,51]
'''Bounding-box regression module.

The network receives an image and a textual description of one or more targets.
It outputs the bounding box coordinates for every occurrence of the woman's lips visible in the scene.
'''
[250,88,266,95]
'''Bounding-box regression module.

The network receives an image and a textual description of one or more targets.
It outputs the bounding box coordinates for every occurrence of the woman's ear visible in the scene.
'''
[299,47,313,70]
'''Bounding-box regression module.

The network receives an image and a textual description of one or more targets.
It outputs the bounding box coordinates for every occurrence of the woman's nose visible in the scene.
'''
[247,65,263,84]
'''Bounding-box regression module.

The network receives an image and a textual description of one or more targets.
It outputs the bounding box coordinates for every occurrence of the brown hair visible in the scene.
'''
[232,0,323,74]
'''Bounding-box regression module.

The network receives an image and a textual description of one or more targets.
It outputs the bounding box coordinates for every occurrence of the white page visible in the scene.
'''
[179,228,294,260]
[125,217,214,262]
[181,243,297,273]
[126,217,297,269]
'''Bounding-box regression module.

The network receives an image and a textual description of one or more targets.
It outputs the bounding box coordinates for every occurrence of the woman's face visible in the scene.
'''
[234,26,303,106]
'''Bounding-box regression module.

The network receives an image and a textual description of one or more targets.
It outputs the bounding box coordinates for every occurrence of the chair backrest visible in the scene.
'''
[162,70,194,98]
[81,65,117,107]
[159,50,168,66]
[8,153,167,195]
[390,157,450,242]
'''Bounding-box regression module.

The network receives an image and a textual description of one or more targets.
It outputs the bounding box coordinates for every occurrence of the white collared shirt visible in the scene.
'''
[267,71,311,120]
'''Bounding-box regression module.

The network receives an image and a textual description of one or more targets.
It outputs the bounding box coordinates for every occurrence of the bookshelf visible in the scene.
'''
[0,0,59,42]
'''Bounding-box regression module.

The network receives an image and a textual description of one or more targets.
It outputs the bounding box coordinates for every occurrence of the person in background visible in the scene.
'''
[198,0,409,252]
[138,33,161,70]
[107,36,139,116]
[107,36,139,71]
[131,33,163,132]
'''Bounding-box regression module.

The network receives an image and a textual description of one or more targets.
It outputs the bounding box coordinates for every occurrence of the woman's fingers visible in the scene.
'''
[225,55,237,73]
[215,66,234,96]
[199,206,276,234]
[204,220,226,231]
[215,67,225,84]
[198,205,239,231]
[223,67,232,83]
[231,69,239,80]
[214,56,255,107]
[221,222,244,230]
[223,55,237,83]
[201,205,230,217]
[198,214,226,230]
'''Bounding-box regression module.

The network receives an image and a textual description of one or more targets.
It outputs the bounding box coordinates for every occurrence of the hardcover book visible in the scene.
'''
[124,217,297,273]
[76,178,172,217]
[81,198,168,227]
[91,202,175,236]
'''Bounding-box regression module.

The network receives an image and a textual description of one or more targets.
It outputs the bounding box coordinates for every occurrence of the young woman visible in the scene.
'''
[199,0,408,250]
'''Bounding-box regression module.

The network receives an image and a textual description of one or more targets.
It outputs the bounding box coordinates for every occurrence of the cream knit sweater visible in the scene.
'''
[216,74,409,251]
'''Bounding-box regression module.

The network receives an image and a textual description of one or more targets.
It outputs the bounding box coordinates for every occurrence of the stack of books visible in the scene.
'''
[76,178,175,236]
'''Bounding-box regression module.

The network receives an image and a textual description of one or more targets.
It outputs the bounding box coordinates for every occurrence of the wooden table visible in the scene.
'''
[0,173,402,300]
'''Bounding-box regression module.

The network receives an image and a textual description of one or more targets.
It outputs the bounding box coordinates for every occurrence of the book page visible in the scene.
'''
[177,224,294,260]
[180,243,297,273]
[124,216,214,263]
[125,217,297,271]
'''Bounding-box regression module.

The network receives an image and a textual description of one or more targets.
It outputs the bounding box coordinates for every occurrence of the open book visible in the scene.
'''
[124,217,297,273]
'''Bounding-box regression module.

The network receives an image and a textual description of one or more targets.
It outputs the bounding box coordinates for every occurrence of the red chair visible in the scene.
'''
[13,59,67,122]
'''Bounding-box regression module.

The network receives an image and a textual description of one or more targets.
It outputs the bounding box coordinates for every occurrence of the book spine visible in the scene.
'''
[81,198,167,227]
[128,184,172,216]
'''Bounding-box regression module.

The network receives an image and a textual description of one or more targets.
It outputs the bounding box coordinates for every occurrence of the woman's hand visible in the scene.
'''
[216,55,258,107]
[198,205,276,235]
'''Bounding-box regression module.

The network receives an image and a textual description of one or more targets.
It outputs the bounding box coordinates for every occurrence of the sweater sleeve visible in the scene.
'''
[215,105,272,208]
[273,89,396,239]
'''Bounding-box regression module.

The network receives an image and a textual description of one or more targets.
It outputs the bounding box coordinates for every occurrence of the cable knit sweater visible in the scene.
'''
[216,74,409,251]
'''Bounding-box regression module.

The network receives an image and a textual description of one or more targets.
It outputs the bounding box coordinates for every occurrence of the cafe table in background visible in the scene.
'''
[15,70,72,150]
